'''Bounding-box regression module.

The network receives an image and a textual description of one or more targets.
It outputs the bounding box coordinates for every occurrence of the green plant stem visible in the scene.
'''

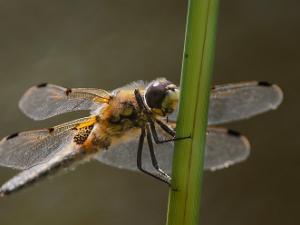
[166,1,219,225]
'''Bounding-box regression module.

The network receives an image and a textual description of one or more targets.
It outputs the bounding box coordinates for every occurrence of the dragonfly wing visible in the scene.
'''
[0,116,96,170]
[208,81,283,125]
[19,83,110,120]
[96,127,250,175]
[0,140,89,196]
[96,134,173,174]
[204,127,250,170]
[168,81,283,125]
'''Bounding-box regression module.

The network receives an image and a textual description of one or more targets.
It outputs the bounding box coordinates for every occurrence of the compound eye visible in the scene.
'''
[145,83,168,109]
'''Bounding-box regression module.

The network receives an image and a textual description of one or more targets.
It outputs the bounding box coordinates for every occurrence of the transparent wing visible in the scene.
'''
[0,141,87,196]
[95,127,250,175]
[19,83,111,120]
[0,116,94,170]
[169,81,283,125]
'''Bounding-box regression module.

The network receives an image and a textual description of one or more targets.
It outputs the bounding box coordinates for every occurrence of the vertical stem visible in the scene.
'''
[166,0,219,225]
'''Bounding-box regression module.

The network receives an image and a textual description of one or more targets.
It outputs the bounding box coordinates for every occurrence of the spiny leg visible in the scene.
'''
[154,118,176,136]
[137,128,170,185]
[150,119,190,144]
[145,124,171,184]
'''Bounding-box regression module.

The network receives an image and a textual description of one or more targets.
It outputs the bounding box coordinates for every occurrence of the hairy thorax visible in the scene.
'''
[90,89,147,150]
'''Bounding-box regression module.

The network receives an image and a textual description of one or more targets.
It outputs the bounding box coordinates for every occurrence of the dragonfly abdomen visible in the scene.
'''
[0,146,92,197]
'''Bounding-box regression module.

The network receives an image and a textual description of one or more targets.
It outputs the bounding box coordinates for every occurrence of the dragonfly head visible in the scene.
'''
[144,78,179,117]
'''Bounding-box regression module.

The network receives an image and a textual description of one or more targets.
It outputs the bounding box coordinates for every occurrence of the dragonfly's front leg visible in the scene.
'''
[150,119,190,144]
[137,127,171,185]
[134,89,150,113]
[145,124,171,184]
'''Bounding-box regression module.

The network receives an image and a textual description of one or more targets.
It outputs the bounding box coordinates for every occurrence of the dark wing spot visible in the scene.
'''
[65,88,72,96]
[258,81,272,87]
[6,132,19,140]
[48,128,55,133]
[227,129,241,137]
[37,83,48,88]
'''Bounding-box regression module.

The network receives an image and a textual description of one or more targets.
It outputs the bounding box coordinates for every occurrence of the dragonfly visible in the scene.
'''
[0,78,283,197]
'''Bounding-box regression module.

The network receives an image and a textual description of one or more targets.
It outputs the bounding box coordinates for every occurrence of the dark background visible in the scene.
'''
[0,0,298,225]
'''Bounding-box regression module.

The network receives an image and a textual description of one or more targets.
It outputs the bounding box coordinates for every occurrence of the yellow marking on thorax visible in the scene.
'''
[76,116,98,129]
[93,96,110,104]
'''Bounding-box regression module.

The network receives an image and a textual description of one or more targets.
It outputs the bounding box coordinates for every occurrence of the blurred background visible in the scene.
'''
[0,0,298,225]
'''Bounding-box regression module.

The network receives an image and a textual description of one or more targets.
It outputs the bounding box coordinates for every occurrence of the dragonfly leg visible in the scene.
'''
[134,89,150,113]
[154,118,176,136]
[145,124,171,184]
[150,119,191,144]
[137,128,171,185]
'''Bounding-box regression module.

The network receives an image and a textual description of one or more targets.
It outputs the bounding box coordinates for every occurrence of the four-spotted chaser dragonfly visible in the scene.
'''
[0,78,283,197]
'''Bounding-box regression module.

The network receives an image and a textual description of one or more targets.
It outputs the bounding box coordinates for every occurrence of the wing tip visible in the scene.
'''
[18,82,52,120]
[239,135,251,155]
[0,189,7,198]
[270,84,284,109]
[256,81,284,110]
[209,127,251,153]
[0,184,9,198]
[18,98,45,121]
[226,129,251,152]
[207,128,251,172]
